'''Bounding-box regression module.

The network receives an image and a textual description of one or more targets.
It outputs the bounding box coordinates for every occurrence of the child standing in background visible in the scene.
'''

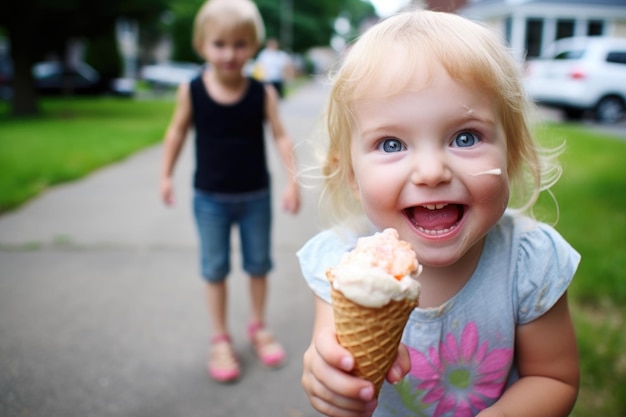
[160,0,300,383]
[298,10,580,417]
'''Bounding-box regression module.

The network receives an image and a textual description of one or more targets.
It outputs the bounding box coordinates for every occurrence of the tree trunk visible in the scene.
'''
[7,10,39,116]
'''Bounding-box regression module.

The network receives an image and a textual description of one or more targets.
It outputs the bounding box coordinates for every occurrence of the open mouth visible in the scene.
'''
[404,204,465,235]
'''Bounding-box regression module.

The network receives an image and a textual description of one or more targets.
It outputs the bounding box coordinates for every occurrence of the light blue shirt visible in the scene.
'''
[297,212,580,417]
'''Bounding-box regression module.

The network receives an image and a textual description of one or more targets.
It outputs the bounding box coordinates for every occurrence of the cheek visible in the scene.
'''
[473,174,510,209]
[353,170,400,215]
[466,149,509,206]
[203,45,215,60]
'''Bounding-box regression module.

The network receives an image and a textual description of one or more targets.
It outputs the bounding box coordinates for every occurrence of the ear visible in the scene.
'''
[333,151,360,200]
[347,169,360,200]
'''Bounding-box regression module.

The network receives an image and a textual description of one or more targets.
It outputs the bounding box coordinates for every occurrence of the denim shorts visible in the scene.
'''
[193,189,273,282]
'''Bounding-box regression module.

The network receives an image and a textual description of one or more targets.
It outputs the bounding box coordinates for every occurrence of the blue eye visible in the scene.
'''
[453,131,479,148]
[378,138,405,153]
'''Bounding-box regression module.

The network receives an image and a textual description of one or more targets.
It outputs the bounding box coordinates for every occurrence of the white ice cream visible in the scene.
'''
[471,168,502,176]
[329,229,422,308]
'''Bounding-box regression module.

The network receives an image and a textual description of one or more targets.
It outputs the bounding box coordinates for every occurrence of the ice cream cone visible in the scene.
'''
[328,272,419,396]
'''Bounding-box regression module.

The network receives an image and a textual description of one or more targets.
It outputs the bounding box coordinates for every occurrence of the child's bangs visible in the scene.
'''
[335,39,438,104]
[439,39,511,104]
[207,14,257,39]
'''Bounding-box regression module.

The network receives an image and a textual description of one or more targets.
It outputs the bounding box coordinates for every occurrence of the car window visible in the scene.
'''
[553,49,585,60]
[606,51,626,65]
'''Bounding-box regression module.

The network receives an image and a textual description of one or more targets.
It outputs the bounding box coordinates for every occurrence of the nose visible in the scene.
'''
[223,46,236,61]
[409,149,452,187]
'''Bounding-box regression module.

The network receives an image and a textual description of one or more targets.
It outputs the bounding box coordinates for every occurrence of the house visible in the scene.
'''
[455,0,626,62]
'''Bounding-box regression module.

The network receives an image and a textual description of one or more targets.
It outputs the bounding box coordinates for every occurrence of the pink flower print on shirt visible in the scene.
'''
[407,322,512,416]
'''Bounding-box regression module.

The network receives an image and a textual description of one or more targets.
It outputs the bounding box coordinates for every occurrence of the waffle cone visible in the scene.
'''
[328,272,418,396]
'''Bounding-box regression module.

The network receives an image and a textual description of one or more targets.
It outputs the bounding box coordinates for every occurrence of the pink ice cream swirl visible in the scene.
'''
[329,228,422,308]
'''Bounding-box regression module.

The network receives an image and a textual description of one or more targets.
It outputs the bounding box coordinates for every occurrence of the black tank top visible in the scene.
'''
[190,75,268,194]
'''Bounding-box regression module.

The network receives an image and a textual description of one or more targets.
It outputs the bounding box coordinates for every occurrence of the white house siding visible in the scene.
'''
[459,0,626,62]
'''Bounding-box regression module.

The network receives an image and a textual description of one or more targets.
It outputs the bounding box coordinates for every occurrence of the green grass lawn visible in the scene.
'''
[0,98,624,416]
[0,96,174,213]
[532,123,626,417]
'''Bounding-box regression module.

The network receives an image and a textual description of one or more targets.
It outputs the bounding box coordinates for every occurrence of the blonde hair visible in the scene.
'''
[192,0,265,55]
[318,10,562,229]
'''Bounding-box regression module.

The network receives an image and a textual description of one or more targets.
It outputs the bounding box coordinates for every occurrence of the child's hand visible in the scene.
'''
[281,181,300,214]
[302,326,378,417]
[387,342,411,384]
[160,177,174,206]
[475,406,507,417]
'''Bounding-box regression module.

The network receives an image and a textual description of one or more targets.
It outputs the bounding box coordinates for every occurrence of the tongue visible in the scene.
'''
[410,205,461,230]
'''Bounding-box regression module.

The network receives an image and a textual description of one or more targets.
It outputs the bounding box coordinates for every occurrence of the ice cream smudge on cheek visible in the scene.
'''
[471,168,502,176]
[328,228,422,308]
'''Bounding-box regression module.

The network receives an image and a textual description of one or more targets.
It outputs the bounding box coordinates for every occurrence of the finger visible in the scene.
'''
[309,391,377,417]
[315,327,355,372]
[282,200,295,214]
[312,330,377,402]
[281,196,299,214]
[165,189,174,206]
[386,343,411,384]
[305,357,377,417]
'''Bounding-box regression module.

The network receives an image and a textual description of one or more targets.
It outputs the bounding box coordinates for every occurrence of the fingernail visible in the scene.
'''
[339,356,353,371]
[359,386,374,401]
[389,365,402,381]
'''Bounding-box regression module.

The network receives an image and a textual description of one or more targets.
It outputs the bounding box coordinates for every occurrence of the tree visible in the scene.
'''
[167,0,376,62]
[168,0,205,63]
[0,0,168,116]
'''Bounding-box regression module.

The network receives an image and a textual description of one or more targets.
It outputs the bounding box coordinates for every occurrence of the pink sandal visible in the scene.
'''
[248,322,286,368]
[207,334,240,383]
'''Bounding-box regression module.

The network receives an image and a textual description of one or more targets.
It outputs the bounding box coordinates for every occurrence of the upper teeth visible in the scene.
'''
[423,204,447,210]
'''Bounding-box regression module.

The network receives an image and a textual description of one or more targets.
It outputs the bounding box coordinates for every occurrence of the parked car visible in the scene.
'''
[0,61,134,98]
[524,36,626,124]
[140,61,203,88]
[33,61,103,95]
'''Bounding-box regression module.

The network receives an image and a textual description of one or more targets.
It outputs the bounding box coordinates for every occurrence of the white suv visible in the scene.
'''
[524,36,626,124]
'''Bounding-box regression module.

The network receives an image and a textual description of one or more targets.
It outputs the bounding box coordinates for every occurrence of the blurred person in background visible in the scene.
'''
[159,0,300,383]
[255,38,293,99]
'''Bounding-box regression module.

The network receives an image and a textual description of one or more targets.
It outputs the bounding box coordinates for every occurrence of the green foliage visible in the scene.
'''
[86,29,123,81]
[531,122,626,417]
[1,0,171,117]
[571,306,625,417]
[168,0,205,62]
[533,123,626,307]
[166,0,376,61]
[1,0,169,59]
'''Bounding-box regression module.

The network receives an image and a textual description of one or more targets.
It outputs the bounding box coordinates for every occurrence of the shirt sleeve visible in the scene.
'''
[514,220,581,324]
[296,229,356,304]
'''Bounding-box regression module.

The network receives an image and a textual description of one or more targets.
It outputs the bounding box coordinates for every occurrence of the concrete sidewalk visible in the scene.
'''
[0,79,330,417]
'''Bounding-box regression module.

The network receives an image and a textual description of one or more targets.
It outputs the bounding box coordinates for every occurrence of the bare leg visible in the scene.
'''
[205,280,228,336]
[249,275,267,325]
[248,275,286,367]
